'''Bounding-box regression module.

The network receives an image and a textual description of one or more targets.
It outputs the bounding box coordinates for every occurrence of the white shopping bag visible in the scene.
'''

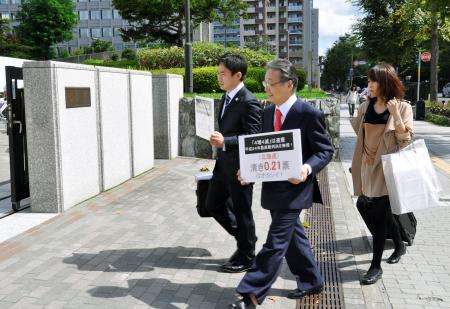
[382,139,442,215]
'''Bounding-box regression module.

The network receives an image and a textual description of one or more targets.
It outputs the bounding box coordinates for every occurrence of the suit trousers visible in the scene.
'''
[205,177,256,260]
[236,209,324,304]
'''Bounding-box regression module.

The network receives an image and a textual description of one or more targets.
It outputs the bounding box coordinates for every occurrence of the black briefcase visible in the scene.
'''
[196,179,213,217]
[195,177,234,218]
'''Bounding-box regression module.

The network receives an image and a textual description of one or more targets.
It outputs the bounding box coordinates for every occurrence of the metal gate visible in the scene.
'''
[5,66,29,211]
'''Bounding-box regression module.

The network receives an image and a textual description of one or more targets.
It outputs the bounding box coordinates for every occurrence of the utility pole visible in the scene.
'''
[184,0,193,93]
[417,51,421,101]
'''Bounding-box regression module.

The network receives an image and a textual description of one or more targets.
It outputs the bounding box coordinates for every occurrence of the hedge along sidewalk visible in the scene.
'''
[185,87,327,100]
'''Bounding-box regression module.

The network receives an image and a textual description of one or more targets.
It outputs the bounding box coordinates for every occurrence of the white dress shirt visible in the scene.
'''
[274,94,312,177]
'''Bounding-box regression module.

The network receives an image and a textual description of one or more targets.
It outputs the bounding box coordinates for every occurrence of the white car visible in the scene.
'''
[443,83,450,98]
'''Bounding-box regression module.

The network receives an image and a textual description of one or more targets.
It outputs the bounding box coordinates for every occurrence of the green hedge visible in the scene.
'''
[151,65,307,94]
[137,42,274,69]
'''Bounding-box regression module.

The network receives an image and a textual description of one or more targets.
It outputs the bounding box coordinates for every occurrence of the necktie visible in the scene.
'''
[221,95,231,118]
[274,108,282,131]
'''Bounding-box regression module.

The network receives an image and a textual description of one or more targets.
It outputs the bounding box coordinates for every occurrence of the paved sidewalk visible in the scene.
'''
[0,101,449,308]
[0,158,299,309]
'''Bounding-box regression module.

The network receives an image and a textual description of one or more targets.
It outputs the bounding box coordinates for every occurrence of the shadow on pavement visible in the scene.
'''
[62,246,226,272]
[87,278,288,309]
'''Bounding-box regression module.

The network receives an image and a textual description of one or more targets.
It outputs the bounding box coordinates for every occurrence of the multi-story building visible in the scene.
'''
[212,0,320,87]
[0,0,136,53]
[212,21,240,47]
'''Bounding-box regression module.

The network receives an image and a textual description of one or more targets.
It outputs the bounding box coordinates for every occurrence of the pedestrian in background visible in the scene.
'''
[346,84,359,117]
[350,63,413,285]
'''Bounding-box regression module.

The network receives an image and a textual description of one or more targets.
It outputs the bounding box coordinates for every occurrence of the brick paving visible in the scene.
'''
[0,100,449,308]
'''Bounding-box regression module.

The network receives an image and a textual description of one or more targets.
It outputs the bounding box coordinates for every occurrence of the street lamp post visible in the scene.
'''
[184,0,193,93]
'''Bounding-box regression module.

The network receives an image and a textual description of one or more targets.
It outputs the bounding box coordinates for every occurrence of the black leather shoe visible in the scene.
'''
[227,298,256,309]
[287,285,324,299]
[387,246,406,264]
[361,268,383,285]
[219,260,253,273]
[228,250,240,263]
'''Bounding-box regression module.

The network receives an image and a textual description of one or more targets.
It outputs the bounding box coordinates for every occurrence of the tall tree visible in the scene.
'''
[393,0,449,100]
[321,34,368,91]
[0,18,33,58]
[16,0,77,59]
[351,0,410,67]
[112,0,247,47]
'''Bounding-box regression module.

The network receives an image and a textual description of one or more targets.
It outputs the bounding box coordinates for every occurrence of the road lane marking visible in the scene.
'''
[431,156,450,175]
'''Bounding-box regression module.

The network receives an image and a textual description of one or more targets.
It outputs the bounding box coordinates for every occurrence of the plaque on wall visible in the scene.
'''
[65,87,91,108]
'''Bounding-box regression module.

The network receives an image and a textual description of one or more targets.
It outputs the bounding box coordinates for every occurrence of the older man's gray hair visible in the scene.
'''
[266,59,298,93]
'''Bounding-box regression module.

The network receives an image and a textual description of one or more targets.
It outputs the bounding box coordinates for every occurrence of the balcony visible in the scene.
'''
[243,19,256,24]
[288,17,303,23]
[289,40,303,45]
[243,30,256,35]
[288,5,302,11]
[288,28,302,34]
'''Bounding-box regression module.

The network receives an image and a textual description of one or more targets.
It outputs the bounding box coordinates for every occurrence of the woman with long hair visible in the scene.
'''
[351,63,413,285]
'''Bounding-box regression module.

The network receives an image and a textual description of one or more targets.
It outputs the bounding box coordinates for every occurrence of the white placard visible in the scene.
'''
[238,129,302,182]
[195,96,215,140]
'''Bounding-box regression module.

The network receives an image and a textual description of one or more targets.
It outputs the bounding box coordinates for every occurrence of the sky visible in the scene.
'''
[314,0,363,56]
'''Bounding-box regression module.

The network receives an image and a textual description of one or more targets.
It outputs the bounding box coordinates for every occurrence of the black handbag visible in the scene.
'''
[356,196,417,246]
[196,179,234,218]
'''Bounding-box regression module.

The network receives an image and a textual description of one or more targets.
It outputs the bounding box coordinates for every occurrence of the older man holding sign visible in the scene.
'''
[229,59,334,308]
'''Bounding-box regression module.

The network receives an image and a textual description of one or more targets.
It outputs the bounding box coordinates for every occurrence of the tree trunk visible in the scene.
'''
[430,13,439,102]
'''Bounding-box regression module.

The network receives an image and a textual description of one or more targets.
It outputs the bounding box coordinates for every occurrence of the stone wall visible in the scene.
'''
[178,96,340,161]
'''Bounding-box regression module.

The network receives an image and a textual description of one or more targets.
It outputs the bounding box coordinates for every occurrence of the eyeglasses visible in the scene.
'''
[262,80,284,88]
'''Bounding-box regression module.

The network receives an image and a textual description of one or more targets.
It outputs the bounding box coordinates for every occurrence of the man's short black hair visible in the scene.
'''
[218,53,247,81]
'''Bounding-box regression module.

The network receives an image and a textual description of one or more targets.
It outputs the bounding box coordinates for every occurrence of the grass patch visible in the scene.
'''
[425,112,450,126]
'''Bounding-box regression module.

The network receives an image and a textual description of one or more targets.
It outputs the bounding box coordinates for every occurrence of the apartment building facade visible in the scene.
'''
[212,0,320,87]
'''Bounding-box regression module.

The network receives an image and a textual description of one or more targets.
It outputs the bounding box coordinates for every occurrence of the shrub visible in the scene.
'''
[110,53,119,61]
[137,46,184,69]
[247,67,266,84]
[91,40,113,53]
[192,67,220,93]
[425,112,450,126]
[121,48,136,61]
[296,68,306,91]
[137,42,274,70]
[244,78,262,93]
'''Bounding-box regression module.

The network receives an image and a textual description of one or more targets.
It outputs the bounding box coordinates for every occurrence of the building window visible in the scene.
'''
[10,0,21,4]
[78,0,87,2]
[113,27,122,37]
[10,13,16,20]
[101,9,111,19]
[79,28,89,38]
[268,24,276,30]
[79,10,88,20]
[113,9,121,19]
[91,28,101,38]
[90,10,100,20]
[102,28,112,37]
[1,13,9,19]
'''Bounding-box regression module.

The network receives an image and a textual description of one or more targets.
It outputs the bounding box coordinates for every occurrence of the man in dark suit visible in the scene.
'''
[206,53,263,273]
[228,59,334,308]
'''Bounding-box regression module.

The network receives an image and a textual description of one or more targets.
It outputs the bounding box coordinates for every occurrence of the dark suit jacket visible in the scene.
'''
[213,86,263,182]
[261,99,333,210]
